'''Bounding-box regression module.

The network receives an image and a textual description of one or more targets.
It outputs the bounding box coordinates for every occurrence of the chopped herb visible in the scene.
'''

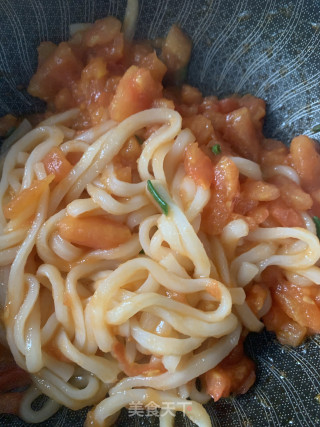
[211,144,221,155]
[147,180,169,215]
[311,124,320,134]
[5,126,16,138]
[139,249,145,255]
[135,134,144,145]
[313,216,320,239]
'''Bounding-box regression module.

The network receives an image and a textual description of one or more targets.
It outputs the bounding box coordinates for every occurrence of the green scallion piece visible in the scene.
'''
[211,144,221,155]
[135,134,144,145]
[313,216,320,239]
[147,180,169,215]
[311,124,320,134]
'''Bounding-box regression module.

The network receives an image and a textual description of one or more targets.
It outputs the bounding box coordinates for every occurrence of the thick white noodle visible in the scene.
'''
[2,104,318,427]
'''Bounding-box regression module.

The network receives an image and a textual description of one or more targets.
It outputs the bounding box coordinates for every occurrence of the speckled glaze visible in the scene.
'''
[1,1,320,426]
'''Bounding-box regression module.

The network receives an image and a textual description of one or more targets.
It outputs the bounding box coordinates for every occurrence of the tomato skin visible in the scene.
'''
[109,66,163,122]
[184,142,214,189]
[58,215,131,250]
[43,147,72,183]
[4,175,54,220]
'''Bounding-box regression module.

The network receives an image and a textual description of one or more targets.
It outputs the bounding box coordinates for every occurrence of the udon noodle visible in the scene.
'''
[1,7,320,427]
[1,104,320,425]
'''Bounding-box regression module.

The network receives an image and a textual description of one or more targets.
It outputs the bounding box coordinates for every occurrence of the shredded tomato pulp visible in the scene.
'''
[2,15,320,412]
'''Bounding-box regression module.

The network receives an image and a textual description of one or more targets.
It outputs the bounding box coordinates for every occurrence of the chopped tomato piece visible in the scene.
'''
[204,367,231,401]
[83,17,121,47]
[238,94,266,132]
[140,52,167,82]
[267,198,305,228]
[81,56,108,83]
[161,25,192,83]
[218,97,240,114]
[117,136,142,169]
[71,56,110,126]
[263,302,307,346]
[165,290,188,304]
[115,165,132,182]
[246,205,269,228]
[241,179,280,202]
[43,147,72,183]
[183,115,213,145]
[290,135,320,192]
[54,87,76,111]
[36,41,57,66]
[202,156,239,235]
[246,284,268,316]
[261,139,289,167]
[180,84,203,105]
[273,282,320,333]
[125,41,153,68]
[58,215,131,250]
[269,175,313,211]
[184,142,214,189]
[88,33,125,64]
[204,340,256,401]
[4,175,54,220]
[109,66,163,122]
[28,42,83,100]
[223,107,261,162]
[234,194,258,216]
